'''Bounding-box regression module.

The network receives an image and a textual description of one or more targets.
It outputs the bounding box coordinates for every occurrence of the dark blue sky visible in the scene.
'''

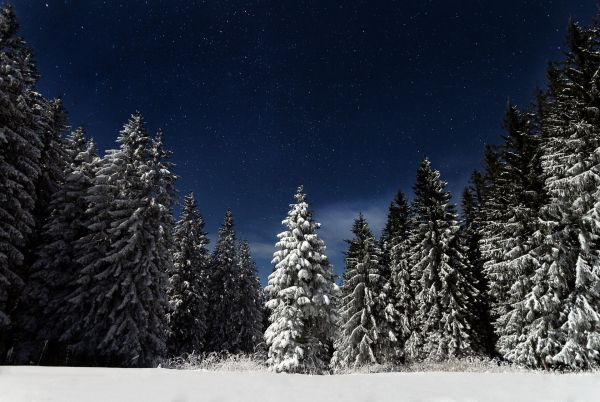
[11,0,599,282]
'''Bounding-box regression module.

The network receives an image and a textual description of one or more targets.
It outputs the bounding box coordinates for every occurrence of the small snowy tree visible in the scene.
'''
[167,192,210,356]
[264,186,337,373]
[333,214,381,368]
[408,158,479,361]
[205,210,240,353]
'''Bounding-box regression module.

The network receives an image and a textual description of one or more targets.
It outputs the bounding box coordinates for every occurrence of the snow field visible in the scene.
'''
[1,366,599,402]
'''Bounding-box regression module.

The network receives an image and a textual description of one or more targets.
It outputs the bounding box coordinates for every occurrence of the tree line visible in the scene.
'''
[264,17,600,372]
[0,5,263,367]
[2,4,600,372]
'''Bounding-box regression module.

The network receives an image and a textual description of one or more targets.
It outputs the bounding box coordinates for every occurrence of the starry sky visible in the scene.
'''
[10,0,600,282]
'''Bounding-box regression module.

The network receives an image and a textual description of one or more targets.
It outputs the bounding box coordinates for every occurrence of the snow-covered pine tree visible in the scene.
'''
[477,145,503,271]
[506,21,600,369]
[234,241,264,353]
[63,113,175,367]
[264,186,337,373]
[167,192,210,357]
[388,195,417,362]
[0,5,43,340]
[333,214,382,369]
[16,129,97,363]
[32,98,68,230]
[379,192,412,362]
[482,104,546,330]
[408,158,479,361]
[460,174,496,357]
[380,191,411,275]
[205,210,240,353]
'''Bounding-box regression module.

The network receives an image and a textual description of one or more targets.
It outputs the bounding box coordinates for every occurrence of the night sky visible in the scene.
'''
[10,0,599,282]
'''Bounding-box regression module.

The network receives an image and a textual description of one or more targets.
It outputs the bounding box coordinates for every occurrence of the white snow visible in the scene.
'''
[1,366,600,402]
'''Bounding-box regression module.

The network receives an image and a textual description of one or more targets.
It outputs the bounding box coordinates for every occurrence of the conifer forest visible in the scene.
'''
[3,3,600,392]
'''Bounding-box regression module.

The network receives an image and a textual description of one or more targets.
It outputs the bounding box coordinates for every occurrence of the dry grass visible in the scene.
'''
[162,353,529,375]
[161,351,268,372]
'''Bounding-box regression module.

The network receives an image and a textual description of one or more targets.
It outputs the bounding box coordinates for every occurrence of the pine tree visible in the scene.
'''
[167,193,209,357]
[460,175,496,357]
[482,104,546,325]
[205,210,240,353]
[0,5,43,339]
[507,21,600,369]
[380,191,411,273]
[333,214,382,368]
[33,98,68,229]
[16,129,96,363]
[408,158,479,361]
[234,241,265,353]
[380,191,412,362]
[62,113,175,367]
[264,186,337,373]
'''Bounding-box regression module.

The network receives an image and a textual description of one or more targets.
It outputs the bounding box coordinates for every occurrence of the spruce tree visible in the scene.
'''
[333,214,382,368]
[380,191,411,274]
[508,21,600,369]
[234,241,264,353]
[264,186,337,373]
[206,210,240,353]
[62,113,175,367]
[408,158,479,361]
[167,193,209,356]
[33,98,68,230]
[482,104,546,326]
[0,5,43,339]
[380,192,412,362]
[460,175,496,357]
[17,129,96,363]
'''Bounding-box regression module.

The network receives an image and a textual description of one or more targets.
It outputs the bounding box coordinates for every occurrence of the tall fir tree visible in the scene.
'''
[32,98,68,231]
[0,5,43,343]
[264,186,337,373]
[380,191,411,275]
[460,174,496,357]
[205,210,240,353]
[388,198,417,361]
[16,129,97,363]
[481,104,546,328]
[61,113,175,367]
[234,241,265,353]
[507,21,600,369]
[376,192,411,362]
[167,193,210,356]
[408,158,479,361]
[333,214,382,368]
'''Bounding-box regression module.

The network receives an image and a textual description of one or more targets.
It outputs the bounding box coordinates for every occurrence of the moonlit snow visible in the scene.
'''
[1,366,599,402]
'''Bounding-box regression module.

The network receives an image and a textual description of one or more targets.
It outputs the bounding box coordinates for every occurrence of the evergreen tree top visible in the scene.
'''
[346,214,374,262]
[0,5,19,45]
[180,192,200,220]
[213,210,236,260]
[115,112,150,157]
[295,184,306,203]
[381,190,410,244]
[413,158,451,210]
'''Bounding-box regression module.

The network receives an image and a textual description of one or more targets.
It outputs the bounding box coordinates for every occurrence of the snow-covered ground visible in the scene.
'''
[1,366,599,402]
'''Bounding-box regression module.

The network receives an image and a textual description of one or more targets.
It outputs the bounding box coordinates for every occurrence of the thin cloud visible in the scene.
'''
[314,196,390,274]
